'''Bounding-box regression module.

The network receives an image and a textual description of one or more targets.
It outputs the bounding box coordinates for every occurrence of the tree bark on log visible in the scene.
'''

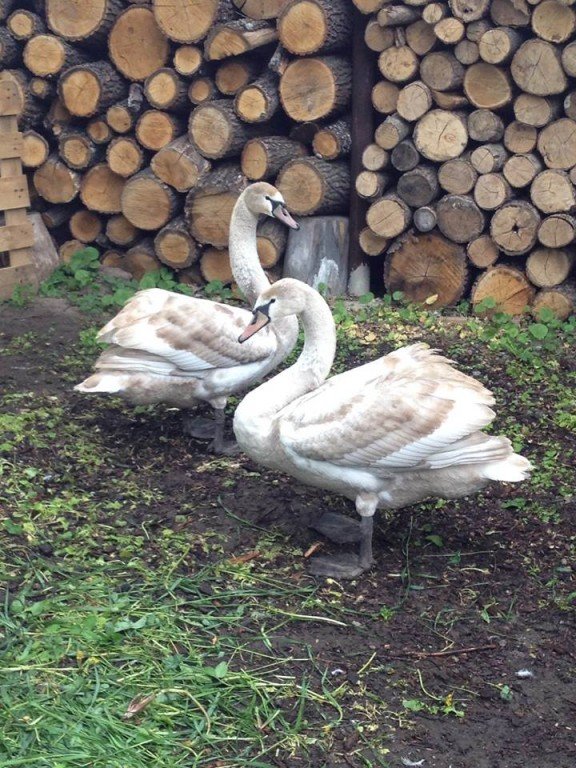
[436,194,485,243]
[144,68,189,112]
[530,169,576,213]
[511,40,567,95]
[384,230,469,308]
[47,0,125,46]
[526,247,573,287]
[80,162,125,213]
[33,154,81,203]
[24,34,89,77]
[276,157,350,215]
[136,109,185,151]
[283,215,349,296]
[471,265,534,316]
[414,109,468,162]
[58,61,128,118]
[125,238,162,280]
[467,109,504,142]
[279,55,352,122]
[150,135,211,192]
[532,281,576,321]
[467,234,499,268]
[490,200,540,254]
[106,136,147,178]
[391,140,421,172]
[503,153,542,188]
[154,216,199,269]
[7,9,46,40]
[256,217,288,268]
[278,0,351,55]
[204,19,278,61]
[234,71,280,124]
[185,163,246,247]
[438,154,478,194]
[108,6,169,81]
[173,45,203,77]
[538,213,576,248]
[463,62,513,108]
[69,209,103,243]
[106,213,140,246]
[189,99,262,159]
[312,116,351,160]
[241,135,307,180]
[121,168,180,231]
[153,0,233,44]
[59,130,104,170]
[366,194,412,238]
[397,165,439,207]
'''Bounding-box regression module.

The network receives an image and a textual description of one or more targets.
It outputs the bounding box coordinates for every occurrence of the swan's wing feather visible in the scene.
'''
[96,289,276,373]
[280,344,496,471]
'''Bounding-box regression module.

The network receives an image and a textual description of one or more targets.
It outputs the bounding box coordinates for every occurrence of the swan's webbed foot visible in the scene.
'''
[308,514,374,580]
[182,414,217,440]
[308,553,368,579]
[309,512,363,544]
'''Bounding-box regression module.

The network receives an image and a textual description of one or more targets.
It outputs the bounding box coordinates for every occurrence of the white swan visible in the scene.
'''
[234,278,532,578]
[75,183,299,452]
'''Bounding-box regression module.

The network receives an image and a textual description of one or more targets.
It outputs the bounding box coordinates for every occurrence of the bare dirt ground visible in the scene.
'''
[1,297,575,768]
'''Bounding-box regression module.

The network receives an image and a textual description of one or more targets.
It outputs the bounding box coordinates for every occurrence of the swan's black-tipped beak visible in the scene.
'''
[273,204,299,230]
[238,309,271,343]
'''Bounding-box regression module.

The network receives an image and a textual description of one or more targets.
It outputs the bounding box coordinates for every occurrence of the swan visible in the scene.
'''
[234,278,532,578]
[75,183,299,453]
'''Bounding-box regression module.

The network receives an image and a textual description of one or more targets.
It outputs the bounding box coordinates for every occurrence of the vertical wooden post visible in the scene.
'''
[347,6,375,296]
[0,77,35,300]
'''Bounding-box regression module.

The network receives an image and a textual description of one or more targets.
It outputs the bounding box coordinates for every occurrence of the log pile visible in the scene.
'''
[5,0,352,292]
[354,0,576,318]
[3,0,575,318]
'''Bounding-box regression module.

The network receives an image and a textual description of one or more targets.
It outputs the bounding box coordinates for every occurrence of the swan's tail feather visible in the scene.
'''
[482,452,533,482]
[427,434,532,482]
[75,373,130,394]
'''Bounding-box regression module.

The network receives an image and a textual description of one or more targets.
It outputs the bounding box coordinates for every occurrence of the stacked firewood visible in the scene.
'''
[3,0,352,290]
[354,0,576,319]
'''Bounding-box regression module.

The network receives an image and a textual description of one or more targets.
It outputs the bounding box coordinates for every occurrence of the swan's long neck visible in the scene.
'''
[229,196,270,305]
[236,286,337,423]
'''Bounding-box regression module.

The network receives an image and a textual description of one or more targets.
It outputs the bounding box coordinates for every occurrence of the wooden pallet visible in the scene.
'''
[0,78,35,301]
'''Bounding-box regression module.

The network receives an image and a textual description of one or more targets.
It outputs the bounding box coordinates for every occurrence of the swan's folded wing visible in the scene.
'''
[279,345,496,471]
[96,290,276,373]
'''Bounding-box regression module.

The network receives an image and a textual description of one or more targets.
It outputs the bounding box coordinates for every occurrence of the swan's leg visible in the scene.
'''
[182,413,217,439]
[308,494,377,579]
[209,407,240,455]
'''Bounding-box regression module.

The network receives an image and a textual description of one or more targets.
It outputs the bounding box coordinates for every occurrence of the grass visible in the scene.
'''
[1,270,576,766]
[1,559,348,768]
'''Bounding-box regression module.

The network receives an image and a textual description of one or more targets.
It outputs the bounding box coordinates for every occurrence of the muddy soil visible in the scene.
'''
[1,298,575,768]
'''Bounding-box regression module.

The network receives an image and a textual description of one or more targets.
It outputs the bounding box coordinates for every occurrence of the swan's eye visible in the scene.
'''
[265,195,281,211]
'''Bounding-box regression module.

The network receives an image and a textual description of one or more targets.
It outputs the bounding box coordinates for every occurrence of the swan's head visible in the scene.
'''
[238,278,308,342]
[242,182,299,229]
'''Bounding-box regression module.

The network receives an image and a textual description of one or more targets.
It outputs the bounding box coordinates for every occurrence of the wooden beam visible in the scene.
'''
[348,6,375,295]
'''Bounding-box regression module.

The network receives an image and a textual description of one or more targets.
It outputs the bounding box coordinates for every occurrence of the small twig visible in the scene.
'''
[392,643,497,659]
